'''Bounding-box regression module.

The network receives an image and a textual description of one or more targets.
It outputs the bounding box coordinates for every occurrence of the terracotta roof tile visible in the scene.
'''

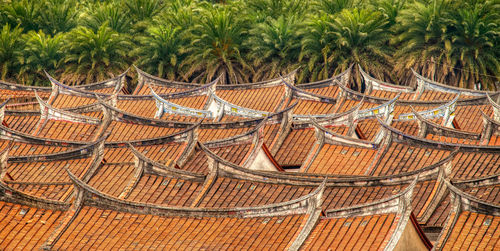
[439,212,500,250]
[303,214,397,250]
[274,129,316,166]
[306,143,377,175]
[0,201,64,250]
[298,85,340,98]
[217,85,285,112]
[106,121,182,142]
[373,142,449,176]
[293,99,337,115]
[52,206,305,250]
[126,175,201,206]
[451,152,500,179]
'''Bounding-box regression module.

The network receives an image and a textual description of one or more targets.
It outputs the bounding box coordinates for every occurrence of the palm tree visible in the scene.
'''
[62,23,132,84]
[18,30,64,86]
[443,1,499,89]
[155,0,196,31]
[132,25,186,80]
[299,14,337,82]
[331,8,392,86]
[394,0,451,85]
[1,0,41,32]
[124,0,163,22]
[79,2,131,34]
[311,0,356,15]
[0,24,24,81]
[244,0,305,22]
[181,4,250,84]
[38,0,78,35]
[245,15,302,81]
[368,0,406,29]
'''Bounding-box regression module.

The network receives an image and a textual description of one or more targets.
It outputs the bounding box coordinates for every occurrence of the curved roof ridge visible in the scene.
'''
[296,65,352,89]
[7,133,107,162]
[198,141,451,185]
[0,119,198,147]
[100,95,295,128]
[409,106,481,140]
[396,94,460,122]
[65,165,324,218]
[442,174,500,214]
[128,143,205,180]
[0,180,70,210]
[452,173,500,187]
[149,85,213,119]
[324,176,417,217]
[479,109,500,144]
[204,118,266,147]
[45,71,126,98]
[293,97,363,127]
[98,97,197,127]
[412,68,494,96]
[358,65,414,93]
[282,77,337,104]
[377,116,500,152]
[60,95,115,114]
[338,79,495,106]
[481,109,500,127]
[310,116,378,148]
[357,93,399,120]
[215,68,297,89]
[0,79,51,91]
[136,65,297,90]
[35,91,101,125]
[134,65,205,89]
[487,92,500,122]
[207,91,272,118]
[48,68,129,90]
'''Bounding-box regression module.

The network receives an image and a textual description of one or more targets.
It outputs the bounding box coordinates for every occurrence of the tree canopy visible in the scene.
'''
[0,0,498,89]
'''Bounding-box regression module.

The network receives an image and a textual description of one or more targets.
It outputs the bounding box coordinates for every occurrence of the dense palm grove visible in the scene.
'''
[0,0,499,89]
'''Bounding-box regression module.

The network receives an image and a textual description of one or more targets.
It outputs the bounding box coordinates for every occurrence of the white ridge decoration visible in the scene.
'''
[150,87,213,119]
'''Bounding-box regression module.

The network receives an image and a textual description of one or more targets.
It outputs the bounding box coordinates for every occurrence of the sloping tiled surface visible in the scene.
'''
[51,207,305,250]
[437,211,500,250]
[1,68,499,250]
[0,201,64,250]
[303,214,398,250]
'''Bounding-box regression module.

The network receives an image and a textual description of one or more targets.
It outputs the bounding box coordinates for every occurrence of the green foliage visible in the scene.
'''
[18,31,65,85]
[79,2,131,33]
[38,0,78,35]
[444,0,500,89]
[182,4,250,84]
[132,25,186,79]
[246,16,302,80]
[1,0,41,32]
[299,14,337,81]
[63,23,131,84]
[331,8,392,81]
[245,0,305,22]
[1,0,77,35]
[0,24,24,80]
[124,0,163,22]
[312,0,357,15]
[0,0,497,88]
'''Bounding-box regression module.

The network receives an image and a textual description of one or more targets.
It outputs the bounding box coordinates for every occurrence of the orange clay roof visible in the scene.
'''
[0,201,65,249]
[303,213,399,250]
[436,211,500,250]
[50,206,306,250]
[1,68,499,250]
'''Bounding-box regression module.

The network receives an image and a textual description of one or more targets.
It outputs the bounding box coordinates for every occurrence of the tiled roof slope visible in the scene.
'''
[0,66,498,250]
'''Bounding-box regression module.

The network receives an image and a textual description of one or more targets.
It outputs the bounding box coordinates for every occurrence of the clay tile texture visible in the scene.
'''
[0,67,498,250]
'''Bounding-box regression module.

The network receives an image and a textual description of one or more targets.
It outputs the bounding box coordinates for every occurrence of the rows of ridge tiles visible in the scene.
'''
[0,66,498,250]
